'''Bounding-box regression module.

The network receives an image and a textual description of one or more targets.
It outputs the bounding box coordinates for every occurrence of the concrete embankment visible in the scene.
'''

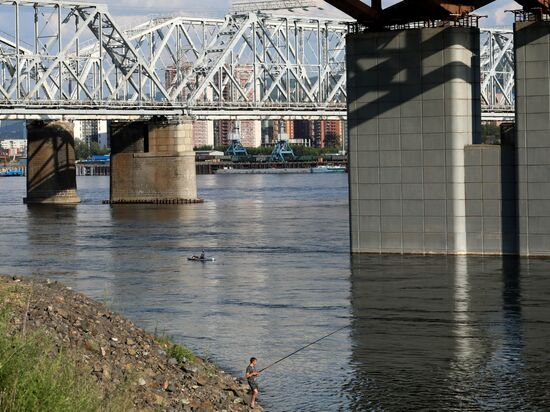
[0,276,261,411]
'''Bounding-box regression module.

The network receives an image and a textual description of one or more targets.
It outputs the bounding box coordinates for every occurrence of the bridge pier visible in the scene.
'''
[25,120,81,204]
[110,118,199,204]
[514,20,550,256]
[347,27,481,254]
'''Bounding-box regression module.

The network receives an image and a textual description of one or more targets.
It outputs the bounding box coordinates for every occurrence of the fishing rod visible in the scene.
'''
[258,324,350,374]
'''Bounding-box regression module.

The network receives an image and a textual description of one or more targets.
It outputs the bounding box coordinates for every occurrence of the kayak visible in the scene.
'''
[188,256,216,262]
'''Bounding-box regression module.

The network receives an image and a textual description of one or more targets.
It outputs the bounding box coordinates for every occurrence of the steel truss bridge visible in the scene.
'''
[0,0,514,121]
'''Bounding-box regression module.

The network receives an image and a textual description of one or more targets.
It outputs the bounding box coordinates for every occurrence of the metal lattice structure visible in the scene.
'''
[122,11,350,119]
[480,28,515,120]
[0,0,350,119]
[0,0,516,121]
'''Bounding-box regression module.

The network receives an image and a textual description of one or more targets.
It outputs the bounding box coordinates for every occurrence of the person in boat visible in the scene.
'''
[199,250,205,259]
[245,357,260,408]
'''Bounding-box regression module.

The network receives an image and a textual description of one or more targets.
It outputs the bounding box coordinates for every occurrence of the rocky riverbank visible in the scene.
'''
[0,275,261,411]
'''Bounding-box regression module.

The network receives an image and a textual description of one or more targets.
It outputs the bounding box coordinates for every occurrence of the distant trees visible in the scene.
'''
[75,139,110,160]
[481,123,501,144]
[324,132,342,150]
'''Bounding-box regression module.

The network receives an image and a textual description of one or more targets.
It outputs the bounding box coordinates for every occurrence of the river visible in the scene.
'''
[1,175,550,411]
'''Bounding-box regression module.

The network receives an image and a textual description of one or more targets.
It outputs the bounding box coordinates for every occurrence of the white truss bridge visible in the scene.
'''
[0,0,515,121]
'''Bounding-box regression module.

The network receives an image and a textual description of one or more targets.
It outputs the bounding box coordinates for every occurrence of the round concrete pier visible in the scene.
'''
[25,121,81,204]
[110,118,199,204]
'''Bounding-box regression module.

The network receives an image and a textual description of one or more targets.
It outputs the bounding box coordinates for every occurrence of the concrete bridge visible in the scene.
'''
[332,0,550,256]
[2,0,550,257]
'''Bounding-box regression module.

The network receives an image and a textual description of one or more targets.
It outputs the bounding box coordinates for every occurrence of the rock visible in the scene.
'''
[111,337,119,342]
[196,373,208,386]
[154,374,166,383]
[168,357,178,366]
[56,309,68,319]
[183,365,198,374]
[126,338,135,345]
[166,384,175,392]
[102,365,111,380]
[138,378,147,386]
[84,339,101,354]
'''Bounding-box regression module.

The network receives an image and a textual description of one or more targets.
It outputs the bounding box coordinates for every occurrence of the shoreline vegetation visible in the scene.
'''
[0,276,261,411]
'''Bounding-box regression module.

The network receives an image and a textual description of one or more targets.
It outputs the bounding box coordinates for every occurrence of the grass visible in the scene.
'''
[0,284,132,412]
[154,335,196,365]
[167,343,195,364]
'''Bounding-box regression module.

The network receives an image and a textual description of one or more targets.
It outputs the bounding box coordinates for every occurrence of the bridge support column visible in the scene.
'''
[347,27,480,254]
[110,118,199,204]
[25,120,81,204]
[514,20,550,256]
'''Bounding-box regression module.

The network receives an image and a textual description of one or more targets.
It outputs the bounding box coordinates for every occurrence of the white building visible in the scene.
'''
[74,120,109,148]
[0,139,27,152]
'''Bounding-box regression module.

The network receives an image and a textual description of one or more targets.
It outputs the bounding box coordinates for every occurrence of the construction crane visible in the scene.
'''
[225,122,249,157]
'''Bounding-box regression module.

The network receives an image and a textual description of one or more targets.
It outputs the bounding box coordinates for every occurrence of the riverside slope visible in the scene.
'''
[0,276,261,411]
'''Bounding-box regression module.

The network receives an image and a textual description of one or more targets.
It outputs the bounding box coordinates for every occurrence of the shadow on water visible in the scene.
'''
[25,205,78,278]
[345,255,550,411]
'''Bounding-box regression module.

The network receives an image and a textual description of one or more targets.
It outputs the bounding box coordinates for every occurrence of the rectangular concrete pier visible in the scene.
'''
[514,20,550,256]
[347,27,481,254]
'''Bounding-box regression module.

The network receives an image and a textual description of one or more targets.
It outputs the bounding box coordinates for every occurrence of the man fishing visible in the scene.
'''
[245,357,260,408]
[242,325,349,408]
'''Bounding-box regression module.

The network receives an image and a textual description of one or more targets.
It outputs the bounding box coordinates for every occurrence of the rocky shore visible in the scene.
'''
[0,276,261,411]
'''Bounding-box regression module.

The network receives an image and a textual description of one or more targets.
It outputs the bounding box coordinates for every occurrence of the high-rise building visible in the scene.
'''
[193,120,215,148]
[313,120,343,148]
[293,120,314,146]
[214,120,261,147]
[74,120,109,148]
[272,120,294,142]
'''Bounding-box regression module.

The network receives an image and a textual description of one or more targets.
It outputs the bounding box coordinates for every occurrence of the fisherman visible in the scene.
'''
[245,357,260,408]
[199,249,205,259]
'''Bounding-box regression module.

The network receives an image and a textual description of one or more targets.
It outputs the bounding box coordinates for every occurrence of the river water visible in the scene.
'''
[1,175,550,411]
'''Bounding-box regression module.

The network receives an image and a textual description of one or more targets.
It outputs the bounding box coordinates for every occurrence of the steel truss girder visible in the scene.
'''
[0,1,516,120]
[173,13,351,109]
[480,28,515,114]
[0,1,171,110]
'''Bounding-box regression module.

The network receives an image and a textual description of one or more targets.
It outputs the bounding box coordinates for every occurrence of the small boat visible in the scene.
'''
[188,256,216,262]
[310,165,347,173]
[0,169,24,177]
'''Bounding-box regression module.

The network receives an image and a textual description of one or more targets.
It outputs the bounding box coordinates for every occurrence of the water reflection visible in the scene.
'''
[25,204,78,278]
[348,256,550,410]
[2,176,550,410]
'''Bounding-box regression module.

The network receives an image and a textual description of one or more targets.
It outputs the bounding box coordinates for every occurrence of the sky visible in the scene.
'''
[102,0,518,28]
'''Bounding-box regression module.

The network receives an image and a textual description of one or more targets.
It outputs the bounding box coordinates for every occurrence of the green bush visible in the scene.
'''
[167,343,195,364]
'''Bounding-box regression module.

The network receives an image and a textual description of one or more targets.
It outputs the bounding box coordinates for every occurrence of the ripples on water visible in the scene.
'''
[1,175,550,411]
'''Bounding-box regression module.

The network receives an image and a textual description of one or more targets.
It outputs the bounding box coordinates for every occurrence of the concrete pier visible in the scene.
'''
[110,118,199,204]
[514,20,550,256]
[25,120,81,204]
[347,27,480,254]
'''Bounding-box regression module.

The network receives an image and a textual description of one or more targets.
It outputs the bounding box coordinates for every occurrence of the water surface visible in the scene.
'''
[1,175,549,411]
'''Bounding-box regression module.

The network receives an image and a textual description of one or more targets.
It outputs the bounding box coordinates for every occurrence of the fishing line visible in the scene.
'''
[258,324,350,374]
